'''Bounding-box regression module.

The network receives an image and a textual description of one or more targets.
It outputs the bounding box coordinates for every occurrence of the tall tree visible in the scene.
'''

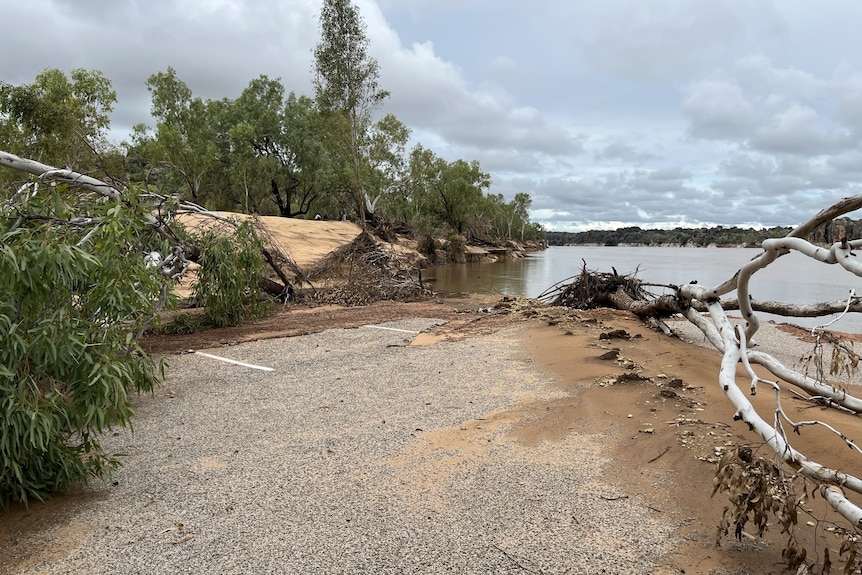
[407,145,491,237]
[313,0,389,224]
[229,77,328,217]
[130,67,219,202]
[363,113,410,224]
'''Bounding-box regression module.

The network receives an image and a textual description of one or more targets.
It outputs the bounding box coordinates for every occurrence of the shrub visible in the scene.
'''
[445,234,465,263]
[191,220,270,328]
[417,234,438,264]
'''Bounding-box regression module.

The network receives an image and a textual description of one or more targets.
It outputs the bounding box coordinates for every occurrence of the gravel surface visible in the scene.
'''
[10,318,681,575]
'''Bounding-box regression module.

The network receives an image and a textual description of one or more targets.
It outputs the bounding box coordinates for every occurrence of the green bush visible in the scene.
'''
[191,220,270,328]
[0,187,170,507]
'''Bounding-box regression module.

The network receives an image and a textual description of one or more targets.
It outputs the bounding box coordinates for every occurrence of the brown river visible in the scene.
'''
[429,246,862,332]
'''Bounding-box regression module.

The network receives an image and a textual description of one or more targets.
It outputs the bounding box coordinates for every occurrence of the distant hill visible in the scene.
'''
[546,218,862,247]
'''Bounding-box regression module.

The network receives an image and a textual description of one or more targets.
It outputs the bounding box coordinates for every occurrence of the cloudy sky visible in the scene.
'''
[4,0,862,231]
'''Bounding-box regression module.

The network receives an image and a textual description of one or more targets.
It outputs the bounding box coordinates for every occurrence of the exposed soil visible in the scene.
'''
[141,295,518,356]
[6,294,862,574]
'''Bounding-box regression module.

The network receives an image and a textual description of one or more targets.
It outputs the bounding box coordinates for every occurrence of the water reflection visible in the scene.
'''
[430,246,862,332]
[427,257,537,296]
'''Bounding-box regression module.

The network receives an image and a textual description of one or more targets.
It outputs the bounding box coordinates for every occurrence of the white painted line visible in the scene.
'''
[195,351,275,372]
[361,325,420,334]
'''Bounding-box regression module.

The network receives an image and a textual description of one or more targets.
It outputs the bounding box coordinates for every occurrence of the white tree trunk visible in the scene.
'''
[675,197,862,531]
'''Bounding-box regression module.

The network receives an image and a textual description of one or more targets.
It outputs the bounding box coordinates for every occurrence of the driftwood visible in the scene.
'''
[300,230,430,306]
[538,262,687,318]
[543,198,862,549]
[541,262,862,321]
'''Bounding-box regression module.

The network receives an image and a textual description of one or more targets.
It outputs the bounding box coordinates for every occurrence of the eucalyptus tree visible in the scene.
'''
[0,69,117,186]
[0,148,289,506]
[406,145,491,237]
[363,113,410,224]
[313,0,389,224]
[228,77,330,217]
[129,67,219,203]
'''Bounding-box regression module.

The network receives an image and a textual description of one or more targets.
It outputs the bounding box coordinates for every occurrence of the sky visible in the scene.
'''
[4,0,862,232]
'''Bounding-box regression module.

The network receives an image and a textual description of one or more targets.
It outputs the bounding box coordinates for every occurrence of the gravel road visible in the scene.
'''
[5,317,683,575]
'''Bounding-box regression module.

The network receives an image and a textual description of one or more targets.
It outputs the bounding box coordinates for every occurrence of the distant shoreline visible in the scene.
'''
[546,242,760,248]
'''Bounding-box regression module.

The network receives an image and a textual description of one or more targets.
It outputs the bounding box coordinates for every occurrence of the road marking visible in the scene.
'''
[195,351,274,372]
[361,325,420,334]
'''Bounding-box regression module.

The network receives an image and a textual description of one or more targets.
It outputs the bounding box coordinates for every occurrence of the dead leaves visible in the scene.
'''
[712,447,862,573]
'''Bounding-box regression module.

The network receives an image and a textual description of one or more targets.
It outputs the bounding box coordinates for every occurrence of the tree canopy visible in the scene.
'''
[1,1,540,242]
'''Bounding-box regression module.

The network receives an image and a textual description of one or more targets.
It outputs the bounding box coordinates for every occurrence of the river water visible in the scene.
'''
[429,246,862,332]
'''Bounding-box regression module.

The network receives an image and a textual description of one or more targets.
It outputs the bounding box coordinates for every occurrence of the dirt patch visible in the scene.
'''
[521,310,862,574]
[142,295,508,355]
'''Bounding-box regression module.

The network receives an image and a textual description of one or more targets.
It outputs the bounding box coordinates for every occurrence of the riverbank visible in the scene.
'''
[2,220,857,574]
[2,294,844,574]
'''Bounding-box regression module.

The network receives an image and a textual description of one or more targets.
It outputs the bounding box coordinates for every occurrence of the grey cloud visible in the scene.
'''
[720,153,779,180]
[683,80,756,140]
[379,42,583,161]
[595,142,657,163]
[749,103,853,156]
[828,151,862,177]
[833,76,862,138]
[579,0,779,83]
[733,54,827,99]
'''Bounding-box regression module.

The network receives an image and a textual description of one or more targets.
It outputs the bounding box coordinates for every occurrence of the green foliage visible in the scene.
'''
[404,145,491,237]
[313,0,388,118]
[546,225,795,247]
[229,81,331,216]
[0,185,169,507]
[0,68,117,185]
[191,221,270,327]
[157,312,207,335]
[127,67,220,202]
[313,0,389,222]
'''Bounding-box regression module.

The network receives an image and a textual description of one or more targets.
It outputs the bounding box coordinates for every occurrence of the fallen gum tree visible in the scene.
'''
[540,198,862,572]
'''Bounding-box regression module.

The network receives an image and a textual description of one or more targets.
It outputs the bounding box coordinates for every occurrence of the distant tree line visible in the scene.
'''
[547,219,862,247]
[546,225,795,247]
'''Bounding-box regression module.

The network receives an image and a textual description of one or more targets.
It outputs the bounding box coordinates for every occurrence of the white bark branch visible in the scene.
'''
[0,151,123,201]
[676,197,862,532]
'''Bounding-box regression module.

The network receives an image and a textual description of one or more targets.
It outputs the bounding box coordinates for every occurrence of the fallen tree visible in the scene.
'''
[0,150,294,300]
[0,150,293,506]
[542,196,862,572]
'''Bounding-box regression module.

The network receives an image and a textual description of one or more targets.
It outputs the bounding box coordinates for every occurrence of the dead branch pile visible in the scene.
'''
[538,261,651,309]
[299,230,431,306]
[251,215,308,287]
